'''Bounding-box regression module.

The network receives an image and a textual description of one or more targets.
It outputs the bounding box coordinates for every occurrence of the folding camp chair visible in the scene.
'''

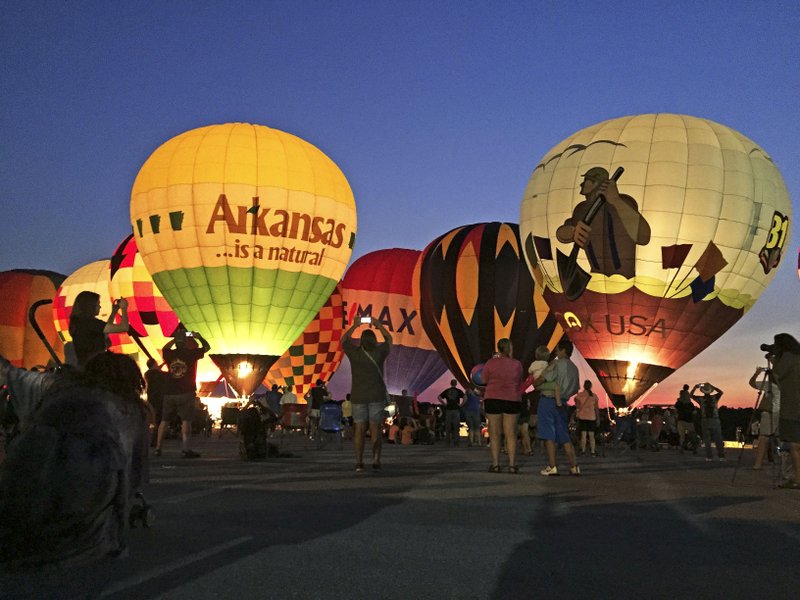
[317,402,344,450]
[279,403,309,449]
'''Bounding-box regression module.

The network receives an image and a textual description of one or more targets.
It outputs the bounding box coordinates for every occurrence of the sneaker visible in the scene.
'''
[540,466,559,476]
[778,479,800,489]
[154,448,162,457]
[718,457,726,462]
[181,450,201,459]
[705,458,713,462]
[355,464,365,472]
[570,465,581,476]
[591,452,598,457]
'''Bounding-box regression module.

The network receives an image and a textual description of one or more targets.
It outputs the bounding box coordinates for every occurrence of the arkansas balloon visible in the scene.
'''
[129,123,357,395]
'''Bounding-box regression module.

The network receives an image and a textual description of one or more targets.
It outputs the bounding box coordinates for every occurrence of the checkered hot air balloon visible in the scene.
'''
[108,234,180,361]
[265,283,345,397]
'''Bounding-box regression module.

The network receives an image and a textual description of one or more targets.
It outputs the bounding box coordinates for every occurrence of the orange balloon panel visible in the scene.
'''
[0,270,65,368]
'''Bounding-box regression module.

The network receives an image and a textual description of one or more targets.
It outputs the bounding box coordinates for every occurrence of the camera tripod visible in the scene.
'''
[731,361,779,487]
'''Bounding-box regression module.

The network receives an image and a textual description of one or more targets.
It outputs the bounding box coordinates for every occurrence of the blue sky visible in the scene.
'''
[2,1,798,405]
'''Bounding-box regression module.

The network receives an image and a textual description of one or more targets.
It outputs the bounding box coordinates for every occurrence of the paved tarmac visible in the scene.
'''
[3,433,799,600]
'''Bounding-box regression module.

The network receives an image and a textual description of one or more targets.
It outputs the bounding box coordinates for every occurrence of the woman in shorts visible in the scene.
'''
[482,339,524,474]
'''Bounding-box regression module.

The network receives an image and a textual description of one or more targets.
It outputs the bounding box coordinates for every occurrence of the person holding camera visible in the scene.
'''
[342,316,392,472]
[748,360,779,470]
[68,291,130,368]
[154,329,210,458]
[765,334,800,488]
[689,381,725,461]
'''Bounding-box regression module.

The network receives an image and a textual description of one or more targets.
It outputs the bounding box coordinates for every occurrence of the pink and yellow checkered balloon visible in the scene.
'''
[109,234,181,363]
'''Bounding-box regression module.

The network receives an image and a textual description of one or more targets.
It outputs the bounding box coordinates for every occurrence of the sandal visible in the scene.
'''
[508,466,519,474]
[488,464,501,473]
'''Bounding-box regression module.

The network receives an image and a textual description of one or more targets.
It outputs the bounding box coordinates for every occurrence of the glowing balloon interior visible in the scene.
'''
[520,114,792,405]
[130,123,357,395]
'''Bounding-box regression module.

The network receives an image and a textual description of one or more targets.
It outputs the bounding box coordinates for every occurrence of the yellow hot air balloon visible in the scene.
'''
[130,123,357,395]
[520,114,791,406]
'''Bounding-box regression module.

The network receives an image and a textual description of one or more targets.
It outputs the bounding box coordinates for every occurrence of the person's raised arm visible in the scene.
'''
[689,383,702,405]
[342,320,360,343]
[104,298,130,334]
[192,331,211,353]
[371,317,392,346]
[748,367,765,390]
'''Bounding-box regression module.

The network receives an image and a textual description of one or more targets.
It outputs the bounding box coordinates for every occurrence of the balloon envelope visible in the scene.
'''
[416,222,563,389]
[265,282,345,397]
[109,234,180,357]
[340,248,447,395]
[519,114,792,405]
[0,269,65,368]
[130,123,357,395]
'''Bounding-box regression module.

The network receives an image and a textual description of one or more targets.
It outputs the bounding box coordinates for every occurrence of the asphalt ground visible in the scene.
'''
[2,433,799,600]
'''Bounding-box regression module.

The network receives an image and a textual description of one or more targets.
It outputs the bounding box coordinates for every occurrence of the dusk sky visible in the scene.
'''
[2,2,798,408]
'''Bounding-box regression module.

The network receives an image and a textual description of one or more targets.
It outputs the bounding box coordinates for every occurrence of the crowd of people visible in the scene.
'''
[2,290,799,569]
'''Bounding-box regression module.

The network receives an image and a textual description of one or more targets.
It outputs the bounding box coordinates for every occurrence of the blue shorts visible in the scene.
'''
[536,396,571,444]
[352,401,386,424]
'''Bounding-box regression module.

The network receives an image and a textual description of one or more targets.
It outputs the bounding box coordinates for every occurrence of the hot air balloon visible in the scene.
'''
[109,234,180,349]
[520,114,792,406]
[339,249,448,395]
[0,269,65,368]
[130,123,357,396]
[415,222,563,389]
[265,283,345,397]
[52,259,139,359]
